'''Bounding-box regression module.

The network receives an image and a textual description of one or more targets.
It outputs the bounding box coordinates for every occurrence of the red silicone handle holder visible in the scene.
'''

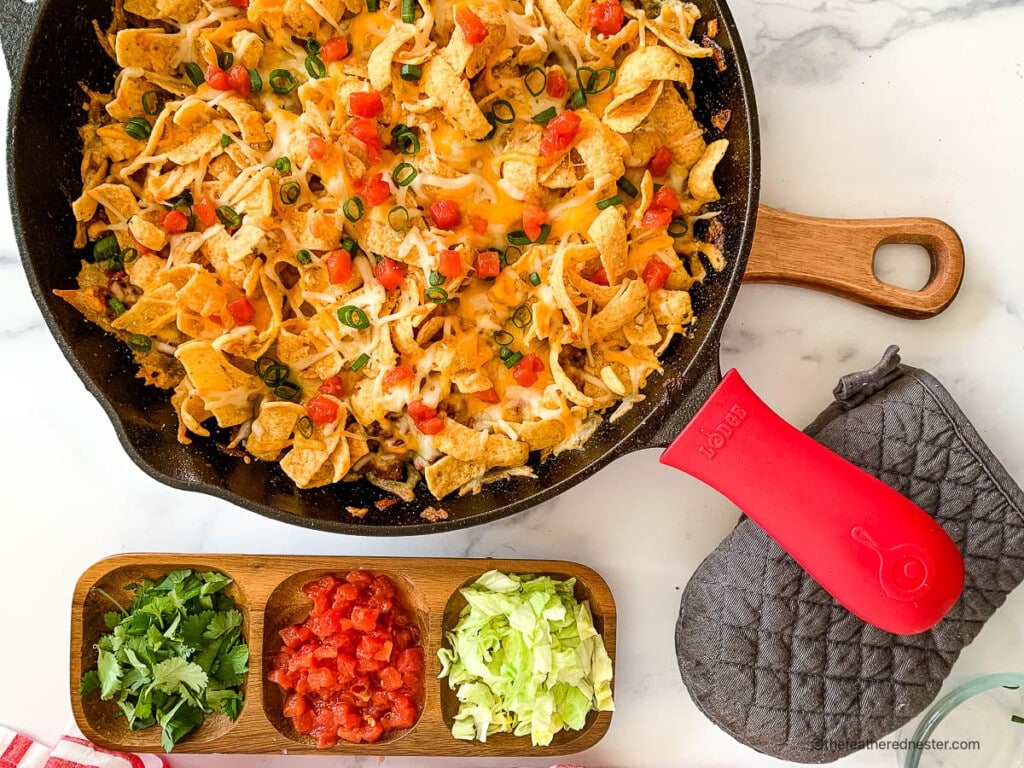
[660,369,965,635]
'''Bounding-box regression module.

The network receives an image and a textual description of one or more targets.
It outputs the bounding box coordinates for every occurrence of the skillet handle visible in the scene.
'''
[745,205,964,319]
[0,0,42,82]
[660,369,965,634]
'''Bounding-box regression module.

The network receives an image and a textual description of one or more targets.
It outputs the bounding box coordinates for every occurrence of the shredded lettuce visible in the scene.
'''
[437,570,614,746]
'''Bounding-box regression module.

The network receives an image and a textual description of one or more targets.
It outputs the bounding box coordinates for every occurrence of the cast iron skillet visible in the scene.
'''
[0,0,945,538]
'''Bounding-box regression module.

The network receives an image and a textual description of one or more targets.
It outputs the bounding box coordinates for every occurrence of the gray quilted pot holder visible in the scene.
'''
[675,346,1024,763]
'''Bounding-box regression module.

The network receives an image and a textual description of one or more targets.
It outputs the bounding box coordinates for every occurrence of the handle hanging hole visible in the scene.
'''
[873,243,932,291]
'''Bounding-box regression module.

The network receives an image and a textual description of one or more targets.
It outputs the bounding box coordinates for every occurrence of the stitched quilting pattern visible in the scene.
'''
[676,367,1024,763]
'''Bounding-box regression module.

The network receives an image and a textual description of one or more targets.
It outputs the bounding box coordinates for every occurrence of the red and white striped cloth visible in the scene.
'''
[0,729,167,768]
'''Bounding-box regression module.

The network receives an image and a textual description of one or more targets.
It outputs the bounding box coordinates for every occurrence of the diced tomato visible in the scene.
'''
[346,118,382,162]
[306,395,339,425]
[539,111,581,157]
[228,64,252,97]
[359,172,391,206]
[407,400,435,421]
[280,625,313,649]
[227,296,255,325]
[351,606,380,632]
[161,208,190,234]
[589,266,609,286]
[349,91,384,119]
[476,388,500,404]
[439,249,463,279]
[229,0,249,7]
[642,257,672,291]
[651,186,681,214]
[282,694,309,718]
[325,248,352,284]
[193,196,218,227]
[318,376,345,397]
[204,65,230,91]
[320,36,350,63]
[308,136,327,160]
[209,314,223,326]
[546,70,568,98]
[383,365,415,388]
[468,215,488,236]
[456,7,489,44]
[379,666,403,691]
[475,250,501,279]
[429,198,461,230]
[373,257,405,289]
[648,145,673,176]
[642,206,674,228]
[522,203,548,242]
[292,710,315,734]
[416,416,445,435]
[512,354,543,387]
[588,0,625,36]
[396,647,424,674]
[267,668,293,690]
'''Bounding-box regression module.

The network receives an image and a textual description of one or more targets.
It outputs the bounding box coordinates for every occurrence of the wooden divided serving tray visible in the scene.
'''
[70,554,616,756]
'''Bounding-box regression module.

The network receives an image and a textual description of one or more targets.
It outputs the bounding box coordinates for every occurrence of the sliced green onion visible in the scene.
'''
[511,304,532,329]
[92,235,120,263]
[392,162,418,187]
[532,106,556,125]
[524,67,547,96]
[388,206,409,231]
[504,351,524,368]
[124,117,152,141]
[425,286,448,304]
[184,62,204,86]
[218,51,234,70]
[491,100,516,124]
[269,69,296,94]
[107,296,127,316]
[338,305,371,329]
[216,205,241,229]
[479,112,498,142]
[596,194,623,210]
[578,66,615,94]
[141,90,164,116]
[280,181,302,205]
[220,133,232,148]
[341,237,358,254]
[535,223,552,245]
[274,381,300,401]
[617,176,639,198]
[255,357,279,381]
[503,246,522,266]
[296,249,313,265]
[570,88,587,109]
[400,63,422,82]
[350,353,370,372]
[248,69,263,94]
[275,156,292,174]
[367,0,380,9]
[120,247,139,264]
[668,218,688,238]
[395,130,420,154]
[498,346,514,360]
[306,38,321,55]
[428,271,445,287]
[506,230,532,247]
[1012,715,1024,724]
[529,271,541,286]
[401,0,415,23]
[343,197,364,222]
[494,330,514,346]
[126,333,152,352]
[296,415,314,439]
[305,55,326,79]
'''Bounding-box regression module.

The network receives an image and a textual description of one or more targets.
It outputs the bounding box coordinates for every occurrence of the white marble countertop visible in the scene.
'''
[2,1,1023,766]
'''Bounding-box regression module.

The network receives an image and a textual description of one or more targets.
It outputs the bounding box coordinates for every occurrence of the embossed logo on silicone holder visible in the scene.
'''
[852,526,934,602]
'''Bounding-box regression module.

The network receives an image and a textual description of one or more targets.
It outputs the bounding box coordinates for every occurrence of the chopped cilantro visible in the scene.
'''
[80,569,248,752]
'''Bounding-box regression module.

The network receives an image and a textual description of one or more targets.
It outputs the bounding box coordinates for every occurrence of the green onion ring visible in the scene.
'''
[535,223,552,245]
[269,69,296,94]
[350,353,370,372]
[296,249,313,265]
[491,100,516,124]
[529,271,541,286]
[305,55,326,79]
[218,51,234,70]
[498,346,514,361]
[124,117,152,141]
[248,69,264,94]
[617,176,639,198]
[428,271,446,287]
[107,296,127,316]
[401,0,415,23]
[388,206,410,231]
[306,38,321,55]
[400,63,422,81]
[337,305,371,329]
[512,304,532,329]
[216,205,241,228]
[280,181,302,205]
[425,286,448,304]
[296,415,314,439]
[343,196,364,222]
[570,88,587,109]
[274,381,300,401]
[506,231,531,247]
[392,162,418,187]
[504,351,524,368]
[141,90,164,116]
[184,62,205,86]
[275,156,292,174]
[524,67,547,96]
[92,235,120,263]
[126,334,152,353]
[493,330,514,346]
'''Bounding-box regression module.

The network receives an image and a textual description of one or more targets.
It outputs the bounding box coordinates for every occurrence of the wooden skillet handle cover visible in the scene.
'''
[745,206,965,319]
